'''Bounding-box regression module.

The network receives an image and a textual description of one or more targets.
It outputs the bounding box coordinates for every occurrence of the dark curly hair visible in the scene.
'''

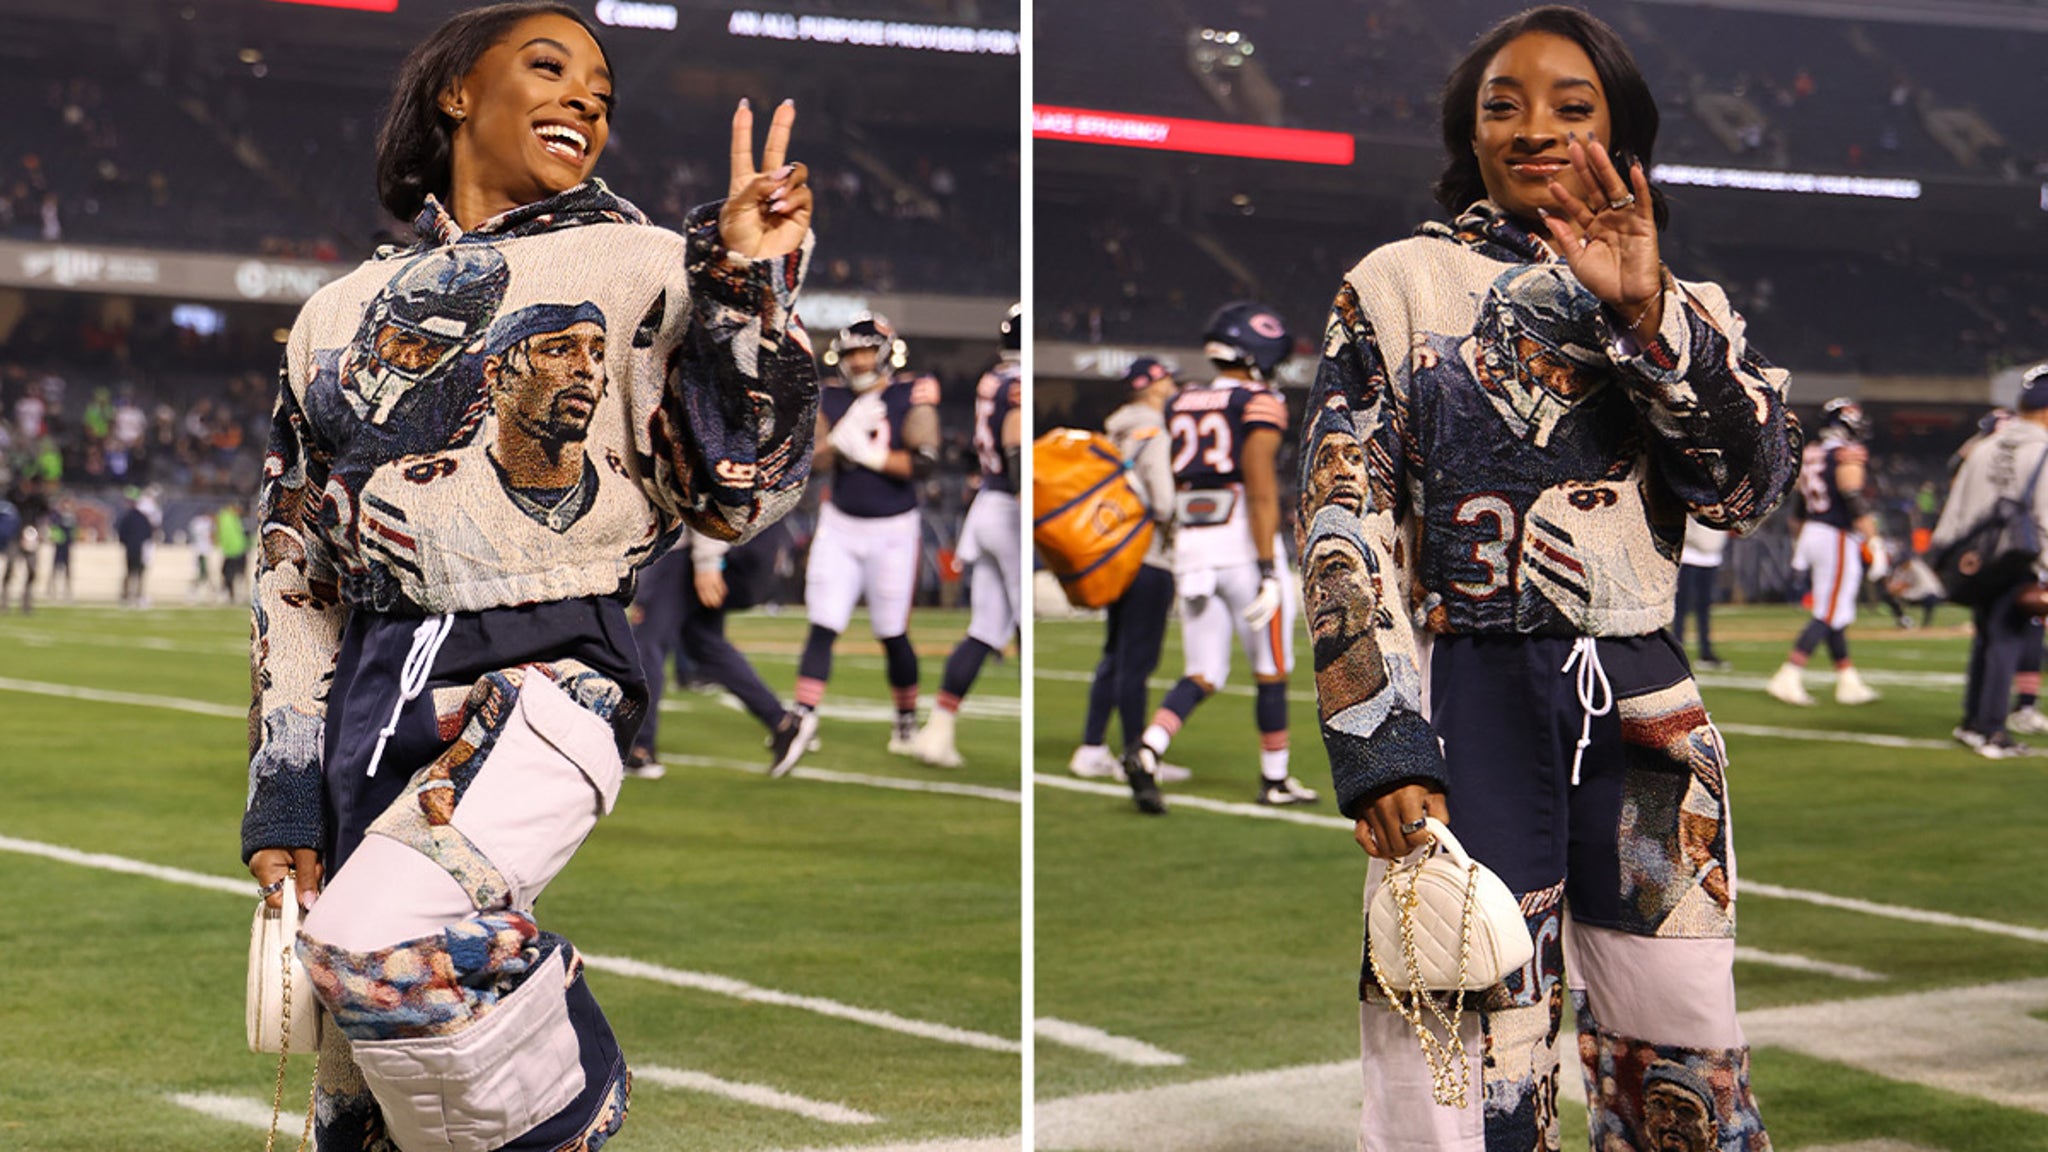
[1433,5,1668,230]
[374,1,612,224]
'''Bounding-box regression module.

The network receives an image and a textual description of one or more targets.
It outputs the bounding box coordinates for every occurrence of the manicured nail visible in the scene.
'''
[739,97,751,110]
[781,97,795,108]
[769,198,789,214]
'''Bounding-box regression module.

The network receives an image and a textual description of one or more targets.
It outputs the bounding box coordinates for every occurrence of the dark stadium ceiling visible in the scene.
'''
[0,0,1017,127]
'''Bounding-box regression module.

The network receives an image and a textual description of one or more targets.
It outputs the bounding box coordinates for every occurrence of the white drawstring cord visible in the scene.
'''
[366,612,455,778]
[1561,637,1613,787]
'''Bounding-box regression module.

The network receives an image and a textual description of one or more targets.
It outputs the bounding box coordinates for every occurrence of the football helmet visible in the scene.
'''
[835,312,898,392]
[1820,396,1869,442]
[999,302,1021,358]
[1201,301,1291,381]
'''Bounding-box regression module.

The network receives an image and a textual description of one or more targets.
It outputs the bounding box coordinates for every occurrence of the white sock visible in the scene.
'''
[1260,748,1290,783]
[1140,724,1171,757]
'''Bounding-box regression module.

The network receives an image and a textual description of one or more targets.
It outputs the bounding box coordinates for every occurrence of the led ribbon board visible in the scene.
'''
[1032,105,1353,166]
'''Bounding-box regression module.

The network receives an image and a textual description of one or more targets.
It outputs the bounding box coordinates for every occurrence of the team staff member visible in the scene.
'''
[912,305,1023,768]
[1130,302,1317,809]
[793,312,940,753]
[240,4,818,1145]
[1300,8,1796,1148]
[1766,397,1881,707]
[1069,356,1180,812]
[1933,369,2048,759]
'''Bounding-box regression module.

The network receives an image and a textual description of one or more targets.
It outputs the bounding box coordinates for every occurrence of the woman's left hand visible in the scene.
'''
[721,98,813,260]
[1539,135,1663,335]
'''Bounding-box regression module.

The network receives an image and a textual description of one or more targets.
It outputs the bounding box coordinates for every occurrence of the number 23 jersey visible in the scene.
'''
[1168,377,1287,572]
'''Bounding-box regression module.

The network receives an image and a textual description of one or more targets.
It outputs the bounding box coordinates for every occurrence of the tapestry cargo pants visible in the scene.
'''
[299,662,632,1151]
[1357,633,1769,1152]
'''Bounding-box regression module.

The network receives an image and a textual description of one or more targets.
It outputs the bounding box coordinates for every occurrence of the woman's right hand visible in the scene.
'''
[249,847,323,911]
[1355,783,1449,859]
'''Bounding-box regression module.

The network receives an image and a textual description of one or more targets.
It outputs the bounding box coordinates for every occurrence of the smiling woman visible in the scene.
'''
[238,2,819,1148]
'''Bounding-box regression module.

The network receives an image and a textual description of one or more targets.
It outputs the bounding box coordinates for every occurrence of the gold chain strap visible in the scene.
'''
[264,871,319,1152]
[1366,849,1480,1110]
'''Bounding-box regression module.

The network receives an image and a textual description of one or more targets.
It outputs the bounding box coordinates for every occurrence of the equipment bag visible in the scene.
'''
[1032,428,1154,609]
[1934,447,2048,607]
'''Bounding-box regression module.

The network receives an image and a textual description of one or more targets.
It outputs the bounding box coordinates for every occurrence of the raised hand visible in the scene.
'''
[1538,134,1663,335]
[721,97,814,260]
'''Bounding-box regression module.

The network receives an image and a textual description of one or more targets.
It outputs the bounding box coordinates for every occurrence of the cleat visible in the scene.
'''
[2009,706,2048,735]
[1154,761,1193,784]
[1978,732,2033,760]
[908,709,963,768]
[1695,657,1730,673]
[768,709,819,778]
[1257,776,1319,806]
[1765,663,1813,706]
[1067,744,1120,779]
[622,749,667,781]
[1953,726,1989,751]
[1123,745,1167,815]
[1833,666,1880,706]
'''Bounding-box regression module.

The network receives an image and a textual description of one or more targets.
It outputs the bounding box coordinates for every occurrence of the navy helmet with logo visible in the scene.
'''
[999,302,1021,356]
[1202,301,1290,380]
[1820,396,1870,441]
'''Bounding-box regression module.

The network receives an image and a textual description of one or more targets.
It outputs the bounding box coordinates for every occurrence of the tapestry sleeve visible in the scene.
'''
[1299,277,1448,819]
[641,201,819,544]
[1603,273,1802,534]
[242,332,349,864]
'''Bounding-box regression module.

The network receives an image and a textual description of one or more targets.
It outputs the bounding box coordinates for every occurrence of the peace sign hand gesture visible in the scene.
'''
[1538,135,1664,337]
[721,98,813,260]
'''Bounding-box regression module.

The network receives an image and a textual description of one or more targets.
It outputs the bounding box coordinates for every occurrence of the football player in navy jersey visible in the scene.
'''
[795,312,941,752]
[1128,301,1318,807]
[910,305,1022,767]
[1768,397,1882,706]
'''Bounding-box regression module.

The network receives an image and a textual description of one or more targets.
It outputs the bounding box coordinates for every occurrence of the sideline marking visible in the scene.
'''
[765,1139,1019,1152]
[664,753,1022,803]
[164,1092,270,1131]
[581,953,1021,1054]
[0,835,1019,1055]
[667,692,1021,723]
[1034,1018,1186,1066]
[0,676,244,719]
[633,1064,880,1124]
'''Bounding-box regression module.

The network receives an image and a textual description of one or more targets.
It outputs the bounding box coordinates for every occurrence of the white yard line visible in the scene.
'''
[0,835,1018,1056]
[1733,945,1886,982]
[164,1092,272,1131]
[1035,774,1353,832]
[1713,723,1958,751]
[666,694,1021,724]
[1034,1019,1186,1066]
[0,676,244,719]
[766,1138,1019,1152]
[580,953,1020,1054]
[1742,881,2048,945]
[632,1065,880,1124]
[0,625,244,656]
[660,754,1022,803]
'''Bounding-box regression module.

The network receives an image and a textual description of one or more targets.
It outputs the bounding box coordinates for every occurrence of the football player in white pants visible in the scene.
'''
[795,313,939,752]
[1768,397,1881,706]
[912,305,1022,767]
[1130,301,1317,808]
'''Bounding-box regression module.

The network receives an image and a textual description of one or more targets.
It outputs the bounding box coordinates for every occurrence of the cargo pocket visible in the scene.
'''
[351,947,585,1152]
[450,672,624,914]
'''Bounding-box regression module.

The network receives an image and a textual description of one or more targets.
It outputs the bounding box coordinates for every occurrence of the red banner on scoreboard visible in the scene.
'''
[270,0,399,11]
[1032,104,1353,166]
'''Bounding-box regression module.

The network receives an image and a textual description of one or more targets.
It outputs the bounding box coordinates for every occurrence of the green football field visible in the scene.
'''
[1033,602,2048,1152]
[0,604,1021,1152]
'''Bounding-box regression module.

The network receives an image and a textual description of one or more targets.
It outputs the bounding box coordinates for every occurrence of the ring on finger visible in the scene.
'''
[1607,191,1637,211]
[1399,816,1428,835]
[257,876,288,899]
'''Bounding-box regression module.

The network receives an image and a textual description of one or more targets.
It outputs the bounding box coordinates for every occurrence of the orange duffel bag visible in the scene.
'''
[1032,428,1154,608]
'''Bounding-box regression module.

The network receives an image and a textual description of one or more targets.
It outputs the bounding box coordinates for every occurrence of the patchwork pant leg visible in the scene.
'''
[1566,669,1770,1152]
[299,668,631,1152]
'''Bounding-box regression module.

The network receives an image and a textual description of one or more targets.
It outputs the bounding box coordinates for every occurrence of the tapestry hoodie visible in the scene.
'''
[1298,201,1799,818]
[243,180,817,861]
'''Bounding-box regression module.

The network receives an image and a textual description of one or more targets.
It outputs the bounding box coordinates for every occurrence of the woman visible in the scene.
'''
[240,3,816,1146]
[1298,7,1795,1150]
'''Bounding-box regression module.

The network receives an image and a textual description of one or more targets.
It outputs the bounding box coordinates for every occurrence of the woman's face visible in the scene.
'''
[450,13,613,210]
[1471,31,1611,223]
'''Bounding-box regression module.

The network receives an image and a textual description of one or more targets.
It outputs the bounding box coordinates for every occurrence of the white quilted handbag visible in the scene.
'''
[246,878,320,1055]
[1365,818,1534,1108]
